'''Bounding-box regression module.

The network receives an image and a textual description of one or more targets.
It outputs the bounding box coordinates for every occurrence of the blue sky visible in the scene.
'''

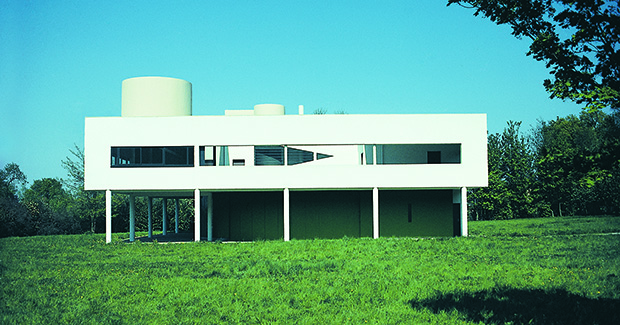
[1,0,584,183]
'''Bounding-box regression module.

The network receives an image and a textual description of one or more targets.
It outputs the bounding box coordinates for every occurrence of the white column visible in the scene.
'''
[207,193,213,241]
[194,145,201,167]
[461,187,468,237]
[162,199,167,236]
[372,145,377,165]
[147,197,153,238]
[129,195,135,242]
[284,145,288,166]
[194,189,201,242]
[175,198,180,234]
[372,187,379,239]
[106,190,112,243]
[283,188,290,241]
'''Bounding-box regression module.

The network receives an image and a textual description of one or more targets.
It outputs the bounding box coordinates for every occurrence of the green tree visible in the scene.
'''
[469,121,538,220]
[533,110,619,215]
[22,178,79,235]
[62,144,105,233]
[448,0,620,110]
[0,163,31,237]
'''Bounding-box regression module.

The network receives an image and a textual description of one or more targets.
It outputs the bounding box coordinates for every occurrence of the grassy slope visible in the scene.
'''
[1,216,619,324]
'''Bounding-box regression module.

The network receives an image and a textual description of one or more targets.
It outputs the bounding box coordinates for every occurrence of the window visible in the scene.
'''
[375,144,460,164]
[232,159,245,166]
[317,153,333,160]
[364,145,374,164]
[288,147,314,165]
[427,151,441,164]
[255,146,284,166]
[111,146,194,167]
[201,146,216,166]
[408,203,412,223]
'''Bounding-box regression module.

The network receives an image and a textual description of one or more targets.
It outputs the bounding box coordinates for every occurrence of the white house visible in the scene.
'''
[84,77,488,243]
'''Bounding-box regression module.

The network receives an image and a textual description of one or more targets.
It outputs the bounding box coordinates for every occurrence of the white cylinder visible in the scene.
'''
[254,104,284,116]
[121,76,192,117]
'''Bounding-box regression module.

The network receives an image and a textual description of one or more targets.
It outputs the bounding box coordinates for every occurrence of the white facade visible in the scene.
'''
[85,77,488,242]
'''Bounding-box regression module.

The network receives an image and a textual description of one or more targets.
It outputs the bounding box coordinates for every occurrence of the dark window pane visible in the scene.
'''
[288,147,314,165]
[142,147,163,164]
[119,147,137,165]
[427,151,441,164]
[164,147,187,165]
[255,146,284,166]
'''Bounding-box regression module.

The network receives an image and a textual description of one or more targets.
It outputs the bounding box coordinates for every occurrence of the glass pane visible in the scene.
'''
[364,145,374,164]
[288,147,314,165]
[255,146,284,166]
[164,147,187,165]
[142,147,163,165]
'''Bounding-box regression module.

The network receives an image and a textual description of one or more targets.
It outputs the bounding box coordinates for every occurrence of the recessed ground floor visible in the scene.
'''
[105,188,468,243]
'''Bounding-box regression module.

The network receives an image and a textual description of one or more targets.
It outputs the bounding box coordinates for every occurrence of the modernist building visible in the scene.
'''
[84,77,488,243]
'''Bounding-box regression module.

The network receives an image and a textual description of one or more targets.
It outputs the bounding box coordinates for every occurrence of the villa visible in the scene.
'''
[84,77,488,243]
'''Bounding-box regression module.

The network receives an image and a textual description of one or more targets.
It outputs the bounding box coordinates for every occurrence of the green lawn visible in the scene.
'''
[1,216,619,324]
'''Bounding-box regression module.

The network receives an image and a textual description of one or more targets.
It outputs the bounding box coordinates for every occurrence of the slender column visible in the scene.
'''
[129,195,136,242]
[283,188,290,241]
[106,190,112,243]
[147,197,153,238]
[461,187,468,237]
[372,145,377,165]
[194,189,201,241]
[207,193,213,241]
[194,145,201,167]
[175,198,179,234]
[372,187,379,238]
[162,199,167,236]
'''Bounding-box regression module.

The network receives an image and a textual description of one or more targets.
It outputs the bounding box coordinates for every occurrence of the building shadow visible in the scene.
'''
[409,287,619,325]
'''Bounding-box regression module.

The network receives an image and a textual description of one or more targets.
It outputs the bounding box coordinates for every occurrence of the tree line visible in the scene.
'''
[0,146,195,238]
[470,109,619,220]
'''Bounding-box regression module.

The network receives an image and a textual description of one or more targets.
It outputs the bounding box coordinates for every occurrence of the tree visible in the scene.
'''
[22,178,79,235]
[62,144,105,233]
[0,162,27,197]
[447,0,620,110]
[533,110,620,215]
[0,163,30,237]
[469,121,539,220]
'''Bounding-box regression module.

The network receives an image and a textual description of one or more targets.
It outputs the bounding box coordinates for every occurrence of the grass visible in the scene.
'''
[1,216,619,324]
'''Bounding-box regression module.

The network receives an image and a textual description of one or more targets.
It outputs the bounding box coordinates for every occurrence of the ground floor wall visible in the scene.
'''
[290,191,373,239]
[207,189,459,241]
[212,192,283,241]
[379,190,456,237]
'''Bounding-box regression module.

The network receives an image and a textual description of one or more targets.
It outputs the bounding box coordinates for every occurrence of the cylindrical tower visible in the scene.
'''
[253,104,285,116]
[121,77,192,117]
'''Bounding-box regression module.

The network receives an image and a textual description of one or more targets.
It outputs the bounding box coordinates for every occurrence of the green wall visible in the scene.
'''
[211,189,456,241]
[290,191,373,239]
[212,192,283,241]
[379,190,454,237]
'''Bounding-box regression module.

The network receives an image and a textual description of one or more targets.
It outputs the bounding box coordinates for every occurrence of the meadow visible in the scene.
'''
[1,215,619,324]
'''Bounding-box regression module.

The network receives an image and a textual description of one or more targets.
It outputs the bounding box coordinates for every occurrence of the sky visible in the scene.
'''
[0,0,585,184]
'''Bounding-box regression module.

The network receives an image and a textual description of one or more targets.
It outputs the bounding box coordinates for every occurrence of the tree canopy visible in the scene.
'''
[448,0,620,110]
